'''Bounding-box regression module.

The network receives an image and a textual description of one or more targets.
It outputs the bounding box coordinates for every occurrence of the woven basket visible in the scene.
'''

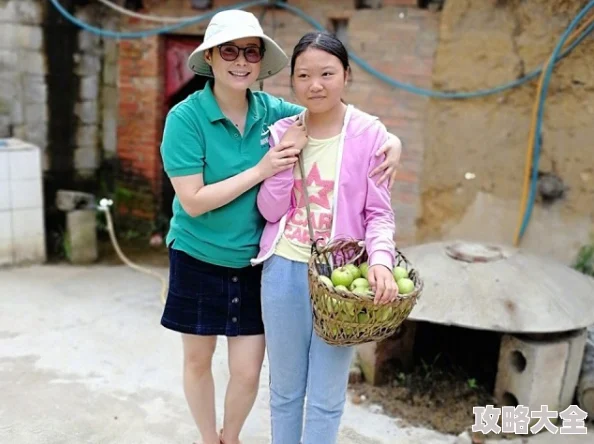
[307,237,423,347]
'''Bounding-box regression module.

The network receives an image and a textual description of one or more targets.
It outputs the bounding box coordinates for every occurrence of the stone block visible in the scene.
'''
[0,115,10,138]
[75,100,98,125]
[0,23,16,48]
[12,207,46,264]
[25,103,48,124]
[80,75,99,101]
[74,146,99,171]
[0,50,18,71]
[78,31,101,53]
[0,72,17,100]
[11,100,23,126]
[0,1,17,23]
[356,320,417,385]
[14,0,43,25]
[65,210,98,265]
[12,125,26,140]
[23,75,47,104]
[0,98,10,116]
[103,59,118,86]
[18,50,45,75]
[494,331,588,418]
[22,123,48,150]
[74,54,101,76]
[101,86,118,155]
[76,124,98,148]
[16,25,43,50]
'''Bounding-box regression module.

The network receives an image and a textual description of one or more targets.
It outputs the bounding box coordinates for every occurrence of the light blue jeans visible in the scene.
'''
[261,254,355,444]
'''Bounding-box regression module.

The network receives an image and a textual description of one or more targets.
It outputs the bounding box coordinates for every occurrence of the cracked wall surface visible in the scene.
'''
[418,0,594,263]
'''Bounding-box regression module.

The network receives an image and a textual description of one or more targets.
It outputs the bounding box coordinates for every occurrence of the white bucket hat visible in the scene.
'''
[187,9,289,81]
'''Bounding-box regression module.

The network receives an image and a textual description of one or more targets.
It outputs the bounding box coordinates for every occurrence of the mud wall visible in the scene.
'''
[419,0,594,264]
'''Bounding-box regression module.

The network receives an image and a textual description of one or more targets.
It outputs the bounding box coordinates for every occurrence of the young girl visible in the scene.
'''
[160,9,402,444]
[253,32,399,444]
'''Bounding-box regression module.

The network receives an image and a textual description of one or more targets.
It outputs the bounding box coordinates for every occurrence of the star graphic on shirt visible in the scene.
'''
[294,162,334,210]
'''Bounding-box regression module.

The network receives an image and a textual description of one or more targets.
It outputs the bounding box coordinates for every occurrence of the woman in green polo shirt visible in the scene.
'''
[159,9,402,444]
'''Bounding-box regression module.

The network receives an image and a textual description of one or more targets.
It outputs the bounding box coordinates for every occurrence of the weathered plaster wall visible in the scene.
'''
[419,0,594,264]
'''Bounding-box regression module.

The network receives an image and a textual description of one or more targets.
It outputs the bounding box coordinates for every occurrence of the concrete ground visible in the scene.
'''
[0,263,591,444]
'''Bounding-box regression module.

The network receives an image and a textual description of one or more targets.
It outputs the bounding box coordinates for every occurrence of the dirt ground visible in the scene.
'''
[349,361,497,437]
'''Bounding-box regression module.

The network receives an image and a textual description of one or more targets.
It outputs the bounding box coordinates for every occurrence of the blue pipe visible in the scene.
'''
[518,1,594,241]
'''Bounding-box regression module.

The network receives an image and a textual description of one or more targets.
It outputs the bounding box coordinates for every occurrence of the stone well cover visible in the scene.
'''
[401,241,594,334]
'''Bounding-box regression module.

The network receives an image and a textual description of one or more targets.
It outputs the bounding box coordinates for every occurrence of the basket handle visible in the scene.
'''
[298,152,317,246]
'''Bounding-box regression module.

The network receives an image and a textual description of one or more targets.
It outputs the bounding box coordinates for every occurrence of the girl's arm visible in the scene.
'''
[257,122,308,222]
[256,163,295,223]
[364,128,397,271]
[364,126,399,305]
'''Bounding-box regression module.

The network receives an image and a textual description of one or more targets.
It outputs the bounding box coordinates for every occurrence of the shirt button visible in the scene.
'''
[232,317,238,323]
[234,133,239,138]
[231,276,238,283]
[232,298,239,303]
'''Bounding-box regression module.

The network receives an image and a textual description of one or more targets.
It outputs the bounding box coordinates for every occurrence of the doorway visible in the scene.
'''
[161,35,209,223]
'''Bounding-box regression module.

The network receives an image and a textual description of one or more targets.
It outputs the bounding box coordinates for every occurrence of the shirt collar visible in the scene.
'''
[199,80,261,123]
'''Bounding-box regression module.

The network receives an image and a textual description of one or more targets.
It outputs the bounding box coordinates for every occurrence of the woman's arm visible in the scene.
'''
[370,131,403,188]
[162,111,300,218]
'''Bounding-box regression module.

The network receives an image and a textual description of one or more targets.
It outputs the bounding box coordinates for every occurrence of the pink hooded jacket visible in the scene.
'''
[251,104,396,271]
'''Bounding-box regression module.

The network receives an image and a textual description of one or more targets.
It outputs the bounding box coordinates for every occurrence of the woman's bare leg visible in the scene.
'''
[220,335,266,444]
[182,334,220,444]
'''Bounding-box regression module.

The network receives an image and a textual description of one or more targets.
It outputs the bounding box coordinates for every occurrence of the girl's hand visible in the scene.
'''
[367,265,398,305]
[369,134,402,189]
[279,119,308,152]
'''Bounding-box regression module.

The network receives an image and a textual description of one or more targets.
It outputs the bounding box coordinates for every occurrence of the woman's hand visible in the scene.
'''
[256,141,301,179]
[367,265,399,305]
[369,134,402,188]
[256,121,308,179]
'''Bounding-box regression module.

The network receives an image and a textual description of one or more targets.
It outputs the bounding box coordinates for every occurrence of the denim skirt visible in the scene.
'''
[160,247,264,336]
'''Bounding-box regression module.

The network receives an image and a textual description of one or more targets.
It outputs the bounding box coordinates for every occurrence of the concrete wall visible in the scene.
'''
[0,0,47,158]
[419,0,594,264]
[0,0,118,177]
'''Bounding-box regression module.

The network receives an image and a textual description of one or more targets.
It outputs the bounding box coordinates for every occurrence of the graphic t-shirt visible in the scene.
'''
[274,134,340,263]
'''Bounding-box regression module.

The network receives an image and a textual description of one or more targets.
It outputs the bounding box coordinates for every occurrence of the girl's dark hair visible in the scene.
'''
[290,32,350,76]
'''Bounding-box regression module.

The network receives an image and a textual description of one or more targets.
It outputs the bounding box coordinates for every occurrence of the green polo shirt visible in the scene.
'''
[161,81,303,268]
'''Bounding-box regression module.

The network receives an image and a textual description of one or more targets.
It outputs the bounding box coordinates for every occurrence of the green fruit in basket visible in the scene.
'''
[359,262,369,279]
[339,300,356,322]
[331,267,354,288]
[352,287,371,298]
[325,296,335,313]
[350,278,370,291]
[335,285,348,293]
[318,275,334,289]
[397,278,415,295]
[393,266,408,281]
[377,307,393,322]
[344,300,355,314]
[345,264,361,279]
[357,311,370,323]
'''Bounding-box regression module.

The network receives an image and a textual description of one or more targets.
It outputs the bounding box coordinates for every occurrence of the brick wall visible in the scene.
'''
[117,35,164,222]
[117,0,440,245]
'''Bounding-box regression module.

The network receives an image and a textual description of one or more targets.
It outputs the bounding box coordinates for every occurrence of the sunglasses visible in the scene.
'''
[217,44,265,63]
